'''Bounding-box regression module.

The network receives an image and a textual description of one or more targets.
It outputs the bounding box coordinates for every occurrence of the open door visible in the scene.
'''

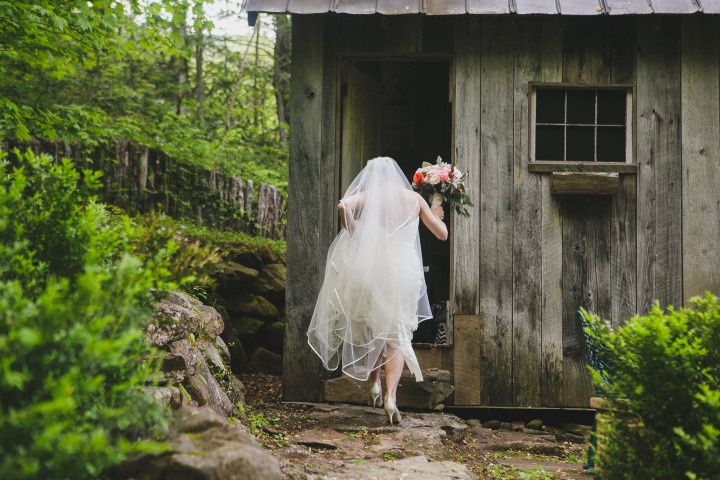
[340,64,383,193]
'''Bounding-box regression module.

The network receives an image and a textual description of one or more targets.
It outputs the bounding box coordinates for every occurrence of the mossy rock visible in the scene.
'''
[216,261,259,285]
[258,321,284,354]
[229,316,264,337]
[252,263,287,305]
[226,293,279,319]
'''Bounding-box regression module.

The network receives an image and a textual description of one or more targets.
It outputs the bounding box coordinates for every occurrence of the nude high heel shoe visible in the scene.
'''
[368,381,383,408]
[384,396,402,425]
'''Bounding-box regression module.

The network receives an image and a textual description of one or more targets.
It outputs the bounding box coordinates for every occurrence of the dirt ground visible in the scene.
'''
[238,373,591,480]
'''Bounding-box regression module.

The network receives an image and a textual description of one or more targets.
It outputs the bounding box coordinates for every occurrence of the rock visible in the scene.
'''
[217,261,259,283]
[147,291,224,346]
[229,316,265,337]
[510,420,525,431]
[559,422,592,437]
[526,418,544,430]
[198,339,227,373]
[324,455,474,480]
[555,432,587,444]
[258,320,285,353]
[250,346,283,375]
[170,339,235,417]
[226,293,279,319]
[466,419,482,427]
[500,422,513,431]
[254,263,286,295]
[231,249,264,270]
[113,407,281,480]
[482,420,501,430]
[215,335,230,360]
[222,329,249,374]
[144,386,195,410]
[323,368,453,410]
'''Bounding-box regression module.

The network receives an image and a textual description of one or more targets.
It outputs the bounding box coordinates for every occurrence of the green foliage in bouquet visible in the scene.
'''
[581,294,720,480]
[0,149,173,479]
[411,157,474,217]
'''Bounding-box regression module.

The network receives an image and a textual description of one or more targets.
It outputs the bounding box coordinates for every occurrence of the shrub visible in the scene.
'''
[582,294,720,480]
[0,149,172,479]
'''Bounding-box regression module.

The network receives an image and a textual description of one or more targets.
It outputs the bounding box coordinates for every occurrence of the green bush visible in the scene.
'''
[582,294,720,480]
[0,149,172,479]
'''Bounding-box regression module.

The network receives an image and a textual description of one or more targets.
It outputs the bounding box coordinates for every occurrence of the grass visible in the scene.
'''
[177,219,286,259]
[482,463,557,480]
[236,402,289,449]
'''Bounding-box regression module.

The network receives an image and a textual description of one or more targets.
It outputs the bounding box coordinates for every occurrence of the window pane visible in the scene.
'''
[566,89,595,124]
[597,89,626,125]
[566,126,594,161]
[597,126,626,162]
[536,125,564,160]
[536,88,565,124]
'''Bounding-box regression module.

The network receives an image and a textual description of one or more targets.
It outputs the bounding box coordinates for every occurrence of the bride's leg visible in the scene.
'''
[383,343,405,403]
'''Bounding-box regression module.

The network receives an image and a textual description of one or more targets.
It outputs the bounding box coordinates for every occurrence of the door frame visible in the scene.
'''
[333,54,457,347]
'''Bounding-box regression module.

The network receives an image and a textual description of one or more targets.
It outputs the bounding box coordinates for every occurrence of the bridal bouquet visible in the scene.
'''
[411,156,473,217]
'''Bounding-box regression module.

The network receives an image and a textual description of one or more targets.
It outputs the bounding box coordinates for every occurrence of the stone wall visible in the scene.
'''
[213,245,287,376]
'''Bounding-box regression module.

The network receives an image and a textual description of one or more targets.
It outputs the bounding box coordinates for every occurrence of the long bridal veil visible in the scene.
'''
[306,156,433,382]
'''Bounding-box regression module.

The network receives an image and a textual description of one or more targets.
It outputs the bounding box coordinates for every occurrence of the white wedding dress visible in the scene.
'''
[307,157,433,382]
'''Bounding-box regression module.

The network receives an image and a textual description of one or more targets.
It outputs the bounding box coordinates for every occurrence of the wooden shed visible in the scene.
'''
[244,0,720,408]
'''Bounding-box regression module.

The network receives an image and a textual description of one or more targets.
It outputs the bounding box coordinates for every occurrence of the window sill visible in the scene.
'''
[528,161,637,174]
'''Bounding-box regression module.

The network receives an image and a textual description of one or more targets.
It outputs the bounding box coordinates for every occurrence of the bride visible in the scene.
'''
[306,156,448,425]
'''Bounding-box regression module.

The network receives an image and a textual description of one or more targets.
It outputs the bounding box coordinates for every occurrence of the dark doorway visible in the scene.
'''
[339,59,453,344]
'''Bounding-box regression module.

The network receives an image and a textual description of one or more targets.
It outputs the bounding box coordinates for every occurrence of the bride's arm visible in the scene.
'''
[416,192,448,241]
[337,192,364,233]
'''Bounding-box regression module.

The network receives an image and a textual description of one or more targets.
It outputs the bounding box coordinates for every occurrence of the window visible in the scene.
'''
[529,84,634,172]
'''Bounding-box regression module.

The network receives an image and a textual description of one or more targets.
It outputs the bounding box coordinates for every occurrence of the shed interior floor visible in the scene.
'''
[346,60,452,343]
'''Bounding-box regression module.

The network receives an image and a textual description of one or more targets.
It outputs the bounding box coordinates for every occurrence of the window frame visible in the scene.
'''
[527,82,637,174]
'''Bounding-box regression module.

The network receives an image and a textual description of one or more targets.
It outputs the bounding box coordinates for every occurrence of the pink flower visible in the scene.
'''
[438,170,450,182]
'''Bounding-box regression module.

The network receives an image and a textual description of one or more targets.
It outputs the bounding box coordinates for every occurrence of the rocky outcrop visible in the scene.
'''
[145,290,245,418]
[113,407,282,480]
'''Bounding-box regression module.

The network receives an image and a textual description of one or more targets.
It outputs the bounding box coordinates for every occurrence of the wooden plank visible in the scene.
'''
[549,172,620,195]
[605,0,653,14]
[681,16,720,302]
[561,197,611,406]
[287,0,331,13]
[511,17,546,407]
[377,0,421,14]
[528,161,637,173]
[453,315,482,404]
[562,17,612,84]
[451,17,481,317]
[466,0,510,13]
[636,17,683,313]
[333,0,377,14]
[479,17,515,406]
[538,18,565,408]
[284,15,327,402]
[385,15,423,53]
[610,17,637,329]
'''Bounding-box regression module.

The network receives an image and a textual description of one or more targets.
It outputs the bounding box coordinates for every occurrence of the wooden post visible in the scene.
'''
[283,14,328,402]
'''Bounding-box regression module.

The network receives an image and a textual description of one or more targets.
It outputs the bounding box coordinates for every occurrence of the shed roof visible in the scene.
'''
[243,0,719,17]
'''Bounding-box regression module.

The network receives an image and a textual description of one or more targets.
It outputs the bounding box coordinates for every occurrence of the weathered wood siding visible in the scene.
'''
[284,14,720,407]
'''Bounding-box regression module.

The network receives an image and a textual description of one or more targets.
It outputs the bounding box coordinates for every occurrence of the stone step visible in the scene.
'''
[323,368,453,410]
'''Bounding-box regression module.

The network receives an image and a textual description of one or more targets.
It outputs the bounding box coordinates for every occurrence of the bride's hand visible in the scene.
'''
[430,206,444,221]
